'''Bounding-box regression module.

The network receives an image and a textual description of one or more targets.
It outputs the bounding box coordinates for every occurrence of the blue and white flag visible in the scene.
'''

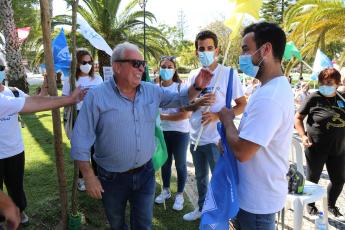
[200,69,239,230]
[52,28,71,77]
[312,49,333,73]
[77,14,113,56]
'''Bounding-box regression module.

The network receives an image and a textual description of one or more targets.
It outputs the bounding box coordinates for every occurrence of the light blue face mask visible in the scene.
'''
[198,51,215,67]
[239,46,264,78]
[319,85,337,97]
[0,71,5,83]
[160,68,174,81]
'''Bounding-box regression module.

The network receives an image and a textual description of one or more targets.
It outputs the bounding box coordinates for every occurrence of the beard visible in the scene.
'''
[255,58,265,80]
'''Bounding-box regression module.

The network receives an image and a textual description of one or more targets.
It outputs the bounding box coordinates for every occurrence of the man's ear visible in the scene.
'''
[215,47,220,57]
[113,62,120,75]
[263,43,272,57]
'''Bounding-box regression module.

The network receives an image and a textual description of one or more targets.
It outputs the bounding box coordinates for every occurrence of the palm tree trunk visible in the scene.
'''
[0,0,29,93]
[97,49,111,79]
[39,0,68,229]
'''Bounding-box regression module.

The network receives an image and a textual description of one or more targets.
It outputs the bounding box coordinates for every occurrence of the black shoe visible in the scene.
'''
[328,206,345,222]
[307,204,319,216]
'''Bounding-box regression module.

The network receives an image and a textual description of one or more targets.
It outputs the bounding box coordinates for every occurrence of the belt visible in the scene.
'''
[122,161,149,174]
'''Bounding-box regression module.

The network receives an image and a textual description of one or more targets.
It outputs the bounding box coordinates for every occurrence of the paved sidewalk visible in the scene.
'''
[182,135,345,230]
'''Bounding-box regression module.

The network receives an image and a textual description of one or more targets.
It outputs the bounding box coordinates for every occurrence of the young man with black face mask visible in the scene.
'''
[182,30,246,221]
[219,22,294,229]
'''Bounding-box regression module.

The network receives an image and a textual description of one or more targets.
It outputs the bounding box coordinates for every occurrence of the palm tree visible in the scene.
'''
[56,0,170,77]
[0,0,29,92]
[284,0,345,66]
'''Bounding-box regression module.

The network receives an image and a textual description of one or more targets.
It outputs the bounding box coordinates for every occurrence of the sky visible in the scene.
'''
[53,0,233,40]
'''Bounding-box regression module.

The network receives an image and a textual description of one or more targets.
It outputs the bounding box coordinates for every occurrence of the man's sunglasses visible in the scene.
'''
[160,56,176,61]
[81,61,93,65]
[0,65,5,71]
[115,59,146,68]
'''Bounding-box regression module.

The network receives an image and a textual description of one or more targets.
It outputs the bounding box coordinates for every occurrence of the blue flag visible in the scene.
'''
[312,49,333,74]
[52,28,71,77]
[200,68,239,230]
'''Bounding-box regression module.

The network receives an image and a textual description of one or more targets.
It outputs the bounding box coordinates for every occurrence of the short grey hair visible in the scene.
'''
[111,42,140,63]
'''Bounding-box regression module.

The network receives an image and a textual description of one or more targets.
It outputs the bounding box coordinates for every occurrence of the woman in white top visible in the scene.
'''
[154,57,191,211]
[62,49,103,191]
[0,61,30,225]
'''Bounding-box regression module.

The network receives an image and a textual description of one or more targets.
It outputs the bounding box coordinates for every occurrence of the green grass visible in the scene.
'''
[15,85,199,229]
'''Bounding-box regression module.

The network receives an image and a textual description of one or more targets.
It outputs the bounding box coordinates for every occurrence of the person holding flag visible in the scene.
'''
[219,22,294,229]
[183,30,246,221]
[70,42,214,229]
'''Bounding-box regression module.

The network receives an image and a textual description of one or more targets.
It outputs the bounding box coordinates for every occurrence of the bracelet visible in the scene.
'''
[193,83,203,91]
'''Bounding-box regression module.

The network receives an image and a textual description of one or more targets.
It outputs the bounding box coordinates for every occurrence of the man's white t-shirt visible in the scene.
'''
[187,64,244,145]
[0,94,25,118]
[237,76,294,214]
[160,82,189,133]
[0,87,28,159]
[62,75,103,110]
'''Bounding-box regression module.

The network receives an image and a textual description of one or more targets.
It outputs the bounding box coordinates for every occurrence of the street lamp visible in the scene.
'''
[138,0,148,61]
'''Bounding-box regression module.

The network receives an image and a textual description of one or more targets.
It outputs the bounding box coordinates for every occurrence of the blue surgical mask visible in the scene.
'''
[239,55,260,78]
[198,51,215,67]
[160,68,174,81]
[319,85,337,97]
[239,45,265,78]
[0,71,5,83]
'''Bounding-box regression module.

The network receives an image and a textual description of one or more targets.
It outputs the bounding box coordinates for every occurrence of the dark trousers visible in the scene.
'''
[0,152,27,217]
[161,131,189,193]
[305,148,345,207]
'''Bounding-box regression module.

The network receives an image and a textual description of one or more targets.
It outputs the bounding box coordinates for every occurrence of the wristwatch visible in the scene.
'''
[193,83,203,91]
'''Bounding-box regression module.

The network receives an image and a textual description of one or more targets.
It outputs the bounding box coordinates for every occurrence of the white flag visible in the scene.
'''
[77,14,113,56]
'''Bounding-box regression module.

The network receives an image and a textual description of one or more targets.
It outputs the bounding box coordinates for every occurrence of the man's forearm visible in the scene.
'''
[187,86,201,102]
[78,160,96,179]
[21,95,75,113]
[223,120,240,154]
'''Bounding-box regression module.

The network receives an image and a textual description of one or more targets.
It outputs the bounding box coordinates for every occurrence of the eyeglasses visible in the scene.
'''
[115,59,146,69]
[160,56,176,61]
[0,65,5,71]
[80,61,93,65]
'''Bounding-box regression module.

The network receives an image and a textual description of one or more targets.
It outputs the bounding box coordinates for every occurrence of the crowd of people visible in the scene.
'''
[0,21,344,230]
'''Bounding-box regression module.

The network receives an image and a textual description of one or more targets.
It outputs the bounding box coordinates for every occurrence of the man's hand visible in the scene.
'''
[70,86,88,103]
[84,175,104,199]
[194,68,213,89]
[195,93,216,107]
[301,135,312,148]
[218,107,235,126]
[201,112,219,126]
[0,192,20,230]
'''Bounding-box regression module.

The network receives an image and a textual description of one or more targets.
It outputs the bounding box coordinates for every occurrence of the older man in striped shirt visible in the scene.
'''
[70,42,213,230]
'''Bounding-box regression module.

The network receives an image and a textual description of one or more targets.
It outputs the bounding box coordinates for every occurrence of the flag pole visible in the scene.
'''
[193,32,234,151]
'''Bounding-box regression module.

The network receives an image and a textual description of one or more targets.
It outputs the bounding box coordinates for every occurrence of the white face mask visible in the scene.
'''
[80,64,92,74]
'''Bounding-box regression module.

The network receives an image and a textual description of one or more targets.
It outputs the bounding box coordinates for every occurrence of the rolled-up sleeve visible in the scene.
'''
[70,91,99,161]
[159,86,190,108]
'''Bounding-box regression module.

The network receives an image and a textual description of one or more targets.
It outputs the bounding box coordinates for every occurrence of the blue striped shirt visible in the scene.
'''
[70,76,189,172]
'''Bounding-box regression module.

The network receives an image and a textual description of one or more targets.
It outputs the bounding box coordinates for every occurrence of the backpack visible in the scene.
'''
[9,87,25,128]
[287,164,305,194]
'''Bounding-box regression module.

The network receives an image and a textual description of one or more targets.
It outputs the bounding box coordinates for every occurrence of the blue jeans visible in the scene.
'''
[97,161,155,230]
[190,143,220,210]
[235,209,276,230]
[161,131,189,193]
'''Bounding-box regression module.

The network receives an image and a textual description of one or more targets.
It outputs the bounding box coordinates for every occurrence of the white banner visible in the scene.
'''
[77,14,113,56]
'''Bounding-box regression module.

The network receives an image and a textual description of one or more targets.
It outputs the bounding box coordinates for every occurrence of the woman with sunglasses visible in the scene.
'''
[154,57,191,211]
[62,49,103,191]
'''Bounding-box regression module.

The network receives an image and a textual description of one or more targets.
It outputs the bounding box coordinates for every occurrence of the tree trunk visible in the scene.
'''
[97,49,111,79]
[70,0,79,216]
[0,0,29,93]
[39,0,68,229]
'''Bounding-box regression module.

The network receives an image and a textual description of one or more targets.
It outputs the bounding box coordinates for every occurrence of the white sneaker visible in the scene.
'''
[21,211,29,224]
[155,188,171,204]
[77,178,86,191]
[173,193,184,211]
[183,208,201,221]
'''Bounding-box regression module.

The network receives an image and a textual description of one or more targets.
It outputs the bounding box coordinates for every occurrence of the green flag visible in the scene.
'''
[144,66,168,171]
[283,41,302,61]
